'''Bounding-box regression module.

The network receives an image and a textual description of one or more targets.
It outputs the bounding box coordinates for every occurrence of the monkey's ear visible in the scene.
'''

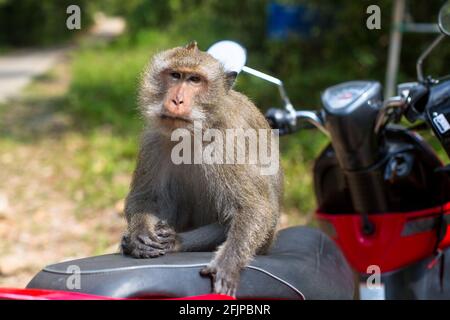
[185,41,198,51]
[225,71,238,90]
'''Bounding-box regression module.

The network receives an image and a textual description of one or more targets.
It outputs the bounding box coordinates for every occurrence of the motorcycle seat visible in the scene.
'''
[27,226,354,299]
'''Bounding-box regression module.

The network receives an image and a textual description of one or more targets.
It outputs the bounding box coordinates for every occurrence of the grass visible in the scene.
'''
[0,57,129,286]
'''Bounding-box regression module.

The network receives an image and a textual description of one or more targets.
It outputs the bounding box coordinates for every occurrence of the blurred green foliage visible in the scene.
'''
[0,0,93,46]
[65,1,450,215]
[3,1,448,216]
[114,0,450,106]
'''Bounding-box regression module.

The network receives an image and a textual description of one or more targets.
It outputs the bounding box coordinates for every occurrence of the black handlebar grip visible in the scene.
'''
[404,84,429,123]
[265,108,292,135]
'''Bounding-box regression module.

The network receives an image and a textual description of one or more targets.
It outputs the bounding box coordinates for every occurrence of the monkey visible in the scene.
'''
[120,41,283,296]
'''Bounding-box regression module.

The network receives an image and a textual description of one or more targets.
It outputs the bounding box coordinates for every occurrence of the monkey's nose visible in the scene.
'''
[164,97,189,117]
[172,98,183,106]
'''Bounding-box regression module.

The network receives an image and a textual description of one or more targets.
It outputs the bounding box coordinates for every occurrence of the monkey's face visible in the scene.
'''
[158,69,207,130]
[139,42,234,135]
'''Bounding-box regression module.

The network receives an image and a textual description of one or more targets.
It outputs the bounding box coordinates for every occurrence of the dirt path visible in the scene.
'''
[0,14,126,288]
[0,13,125,104]
[0,48,67,103]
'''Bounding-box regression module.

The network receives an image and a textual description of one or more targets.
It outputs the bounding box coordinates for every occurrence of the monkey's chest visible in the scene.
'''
[165,168,220,231]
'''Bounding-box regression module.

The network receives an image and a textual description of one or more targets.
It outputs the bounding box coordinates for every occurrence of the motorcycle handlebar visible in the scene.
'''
[265,108,328,136]
[265,81,434,137]
[265,108,294,135]
[374,83,430,133]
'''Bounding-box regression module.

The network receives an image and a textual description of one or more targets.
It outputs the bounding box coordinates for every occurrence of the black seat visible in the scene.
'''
[27,226,354,299]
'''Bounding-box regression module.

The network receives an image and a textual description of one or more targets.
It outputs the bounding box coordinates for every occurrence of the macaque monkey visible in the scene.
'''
[121,41,283,296]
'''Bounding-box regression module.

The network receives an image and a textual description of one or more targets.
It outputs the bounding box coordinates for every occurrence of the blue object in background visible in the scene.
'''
[267,2,317,39]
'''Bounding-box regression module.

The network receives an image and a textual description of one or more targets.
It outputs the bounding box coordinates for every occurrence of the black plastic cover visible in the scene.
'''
[425,80,450,158]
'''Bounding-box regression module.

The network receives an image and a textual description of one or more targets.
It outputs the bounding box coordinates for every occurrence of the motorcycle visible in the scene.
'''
[259,1,450,299]
[1,2,450,301]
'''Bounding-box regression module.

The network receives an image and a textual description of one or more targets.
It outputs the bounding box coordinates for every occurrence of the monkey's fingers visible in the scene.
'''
[121,238,165,258]
[154,224,177,246]
[211,267,238,297]
[145,230,175,247]
[138,234,167,250]
[201,264,238,297]
[214,276,237,297]
[155,220,170,229]
[134,242,166,258]
[156,234,177,246]
[120,236,131,255]
[156,229,175,238]
[200,265,217,277]
[155,221,176,237]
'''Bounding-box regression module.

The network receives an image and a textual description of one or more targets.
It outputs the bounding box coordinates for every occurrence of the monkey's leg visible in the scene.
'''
[178,223,227,252]
[200,207,275,297]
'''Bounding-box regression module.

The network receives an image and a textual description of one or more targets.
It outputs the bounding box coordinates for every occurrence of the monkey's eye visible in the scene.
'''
[188,75,202,84]
[170,72,181,80]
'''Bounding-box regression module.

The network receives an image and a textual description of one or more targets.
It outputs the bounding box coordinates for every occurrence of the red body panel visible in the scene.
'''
[0,288,235,300]
[317,202,450,273]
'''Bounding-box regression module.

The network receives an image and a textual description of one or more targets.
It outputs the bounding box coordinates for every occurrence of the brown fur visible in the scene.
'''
[121,42,283,296]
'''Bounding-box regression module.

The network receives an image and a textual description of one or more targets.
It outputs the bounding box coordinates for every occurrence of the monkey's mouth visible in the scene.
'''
[159,113,193,125]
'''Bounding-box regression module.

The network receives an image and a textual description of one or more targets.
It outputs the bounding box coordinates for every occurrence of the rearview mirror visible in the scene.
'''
[207,40,247,73]
[439,1,450,36]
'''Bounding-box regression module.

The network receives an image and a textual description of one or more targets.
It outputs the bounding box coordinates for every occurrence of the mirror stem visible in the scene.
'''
[417,33,445,82]
[242,66,296,125]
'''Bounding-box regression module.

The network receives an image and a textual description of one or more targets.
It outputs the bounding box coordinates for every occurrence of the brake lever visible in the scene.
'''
[374,96,405,134]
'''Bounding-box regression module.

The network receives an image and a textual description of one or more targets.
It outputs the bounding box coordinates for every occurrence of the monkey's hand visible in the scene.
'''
[200,261,240,297]
[121,221,179,258]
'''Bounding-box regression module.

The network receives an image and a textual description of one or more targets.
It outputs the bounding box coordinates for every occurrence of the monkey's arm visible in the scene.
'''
[122,138,182,258]
[177,223,227,252]
[200,198,278,296]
